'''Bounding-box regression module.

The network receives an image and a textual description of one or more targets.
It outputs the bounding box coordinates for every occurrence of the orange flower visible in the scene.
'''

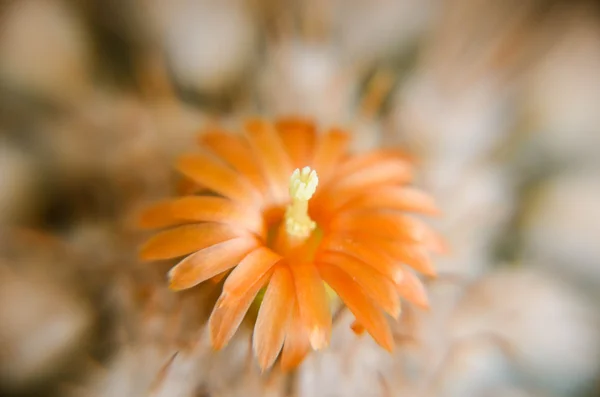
[138,118,443,371]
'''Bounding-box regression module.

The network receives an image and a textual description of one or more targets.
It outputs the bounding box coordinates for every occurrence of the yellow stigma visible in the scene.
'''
[285,167,318,238]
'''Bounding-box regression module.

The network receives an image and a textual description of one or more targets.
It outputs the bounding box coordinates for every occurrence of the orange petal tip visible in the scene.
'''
[215,294,228,309]
[139,249,152,262]
[414,292,431,310]
[392,268,405,285]
[350,321,366,336]
[427,234,451,255]
[382,339,395,353]
[167,271,187,291]
[309,326,329,350]
[168,280,184,291]
[139,245,162,262]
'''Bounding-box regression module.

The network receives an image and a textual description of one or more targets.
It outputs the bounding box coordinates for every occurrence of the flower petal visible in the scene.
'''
[342,235,437,277]
[139,223,239,260]
[253,265,295,371]
[200,130,269,194]
[420,226,450,254]
[317,252,400,318]
[328,211,427,242]
[324,158,413,196]
[337,211,447,255]
[318,263,394,351]
[340,186,441,216]
[387,244,437,277]
[350,320,365,336]
[275,117,316,168]
[333,149,412,177]
[222,247,283,299]
[396,268,430,309]
[281,301,311,371]
[321,235,404,284]
[176,153,261,205]
[177,177,204,195]
[210,270,229,284]
[137,199,181,229]
[170,196,264,235]
[289,262,331,350]
[137,196,264,235]
[314,159,414,218]
[310,128,350,183]
[168,237,259,290]
[244,119,294,203]
[210,270,272,350]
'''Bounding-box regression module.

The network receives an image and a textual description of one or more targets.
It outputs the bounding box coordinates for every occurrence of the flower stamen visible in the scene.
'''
[285,167,318,239]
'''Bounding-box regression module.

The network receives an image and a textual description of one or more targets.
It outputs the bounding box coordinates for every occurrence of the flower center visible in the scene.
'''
[284,167,318,240]
[250,167,336,321]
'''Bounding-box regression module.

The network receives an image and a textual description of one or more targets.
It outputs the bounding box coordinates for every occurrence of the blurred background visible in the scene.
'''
[1,0,599,396]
